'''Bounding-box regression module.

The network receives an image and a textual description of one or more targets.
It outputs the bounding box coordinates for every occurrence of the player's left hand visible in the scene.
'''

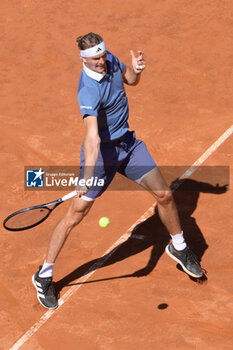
[130,50,146,74]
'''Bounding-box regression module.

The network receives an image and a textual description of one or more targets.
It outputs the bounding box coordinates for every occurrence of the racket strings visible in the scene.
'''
[4,207,50,230]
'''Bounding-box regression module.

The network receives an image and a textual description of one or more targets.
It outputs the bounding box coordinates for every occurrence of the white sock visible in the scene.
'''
[170,231,187,251]
[39,261,54,278]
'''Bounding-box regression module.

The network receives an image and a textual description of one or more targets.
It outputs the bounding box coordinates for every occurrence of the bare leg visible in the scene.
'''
[140,168,181,235]
[45,197,94,263]
[140,168,203,277]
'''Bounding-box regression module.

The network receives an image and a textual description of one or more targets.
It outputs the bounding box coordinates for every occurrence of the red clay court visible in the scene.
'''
[1,1,233,349]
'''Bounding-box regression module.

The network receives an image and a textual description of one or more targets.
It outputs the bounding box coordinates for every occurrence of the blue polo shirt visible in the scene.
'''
[78,50,129,142]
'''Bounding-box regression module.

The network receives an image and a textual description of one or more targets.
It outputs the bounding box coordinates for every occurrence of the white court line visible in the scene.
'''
[10,124,233,350]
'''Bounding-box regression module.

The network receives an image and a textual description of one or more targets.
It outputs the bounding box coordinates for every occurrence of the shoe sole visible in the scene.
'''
[165,245,203,278]
[32,274,58,310]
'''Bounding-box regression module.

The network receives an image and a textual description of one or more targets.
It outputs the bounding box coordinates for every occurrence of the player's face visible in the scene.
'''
[83,51,107,73]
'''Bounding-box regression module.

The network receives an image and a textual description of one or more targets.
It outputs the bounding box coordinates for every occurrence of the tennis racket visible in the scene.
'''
[3,190,77,231]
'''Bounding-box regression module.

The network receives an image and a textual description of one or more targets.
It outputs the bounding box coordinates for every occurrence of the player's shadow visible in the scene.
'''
[55,179,227,296]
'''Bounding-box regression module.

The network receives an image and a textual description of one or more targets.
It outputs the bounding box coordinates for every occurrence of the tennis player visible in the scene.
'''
[32,33,203,309]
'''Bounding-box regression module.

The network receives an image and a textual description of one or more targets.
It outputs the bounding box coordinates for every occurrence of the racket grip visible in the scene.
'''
[61,190,77,202]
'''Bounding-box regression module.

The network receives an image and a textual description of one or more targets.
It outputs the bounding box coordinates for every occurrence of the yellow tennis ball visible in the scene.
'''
[99,217,110,228]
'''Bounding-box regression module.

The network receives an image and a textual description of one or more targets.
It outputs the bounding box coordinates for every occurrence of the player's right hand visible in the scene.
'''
[75,184,90,198]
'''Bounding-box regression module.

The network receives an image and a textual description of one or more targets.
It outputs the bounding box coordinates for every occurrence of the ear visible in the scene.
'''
[79,55,87,63]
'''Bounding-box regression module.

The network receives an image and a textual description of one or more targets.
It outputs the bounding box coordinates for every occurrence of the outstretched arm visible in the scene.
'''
[76,115,100,197]
[122,50,146,85]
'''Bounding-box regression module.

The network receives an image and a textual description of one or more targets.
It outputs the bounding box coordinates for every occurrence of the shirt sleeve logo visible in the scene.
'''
[80,106,93,109]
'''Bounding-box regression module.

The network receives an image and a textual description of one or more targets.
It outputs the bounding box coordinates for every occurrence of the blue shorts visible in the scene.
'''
[79,130,157,201]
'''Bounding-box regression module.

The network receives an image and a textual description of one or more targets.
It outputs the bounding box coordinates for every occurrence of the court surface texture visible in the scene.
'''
[1,1,233,349]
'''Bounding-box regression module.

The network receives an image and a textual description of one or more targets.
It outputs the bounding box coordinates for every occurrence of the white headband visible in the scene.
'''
[80,41,106,58]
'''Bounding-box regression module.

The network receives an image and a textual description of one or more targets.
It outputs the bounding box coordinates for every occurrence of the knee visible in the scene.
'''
[64,204,92,230]
[154,189,173,206]
[66,212,83,229]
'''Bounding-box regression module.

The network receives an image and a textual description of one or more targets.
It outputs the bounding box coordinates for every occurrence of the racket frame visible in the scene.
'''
[3,190,77,232]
